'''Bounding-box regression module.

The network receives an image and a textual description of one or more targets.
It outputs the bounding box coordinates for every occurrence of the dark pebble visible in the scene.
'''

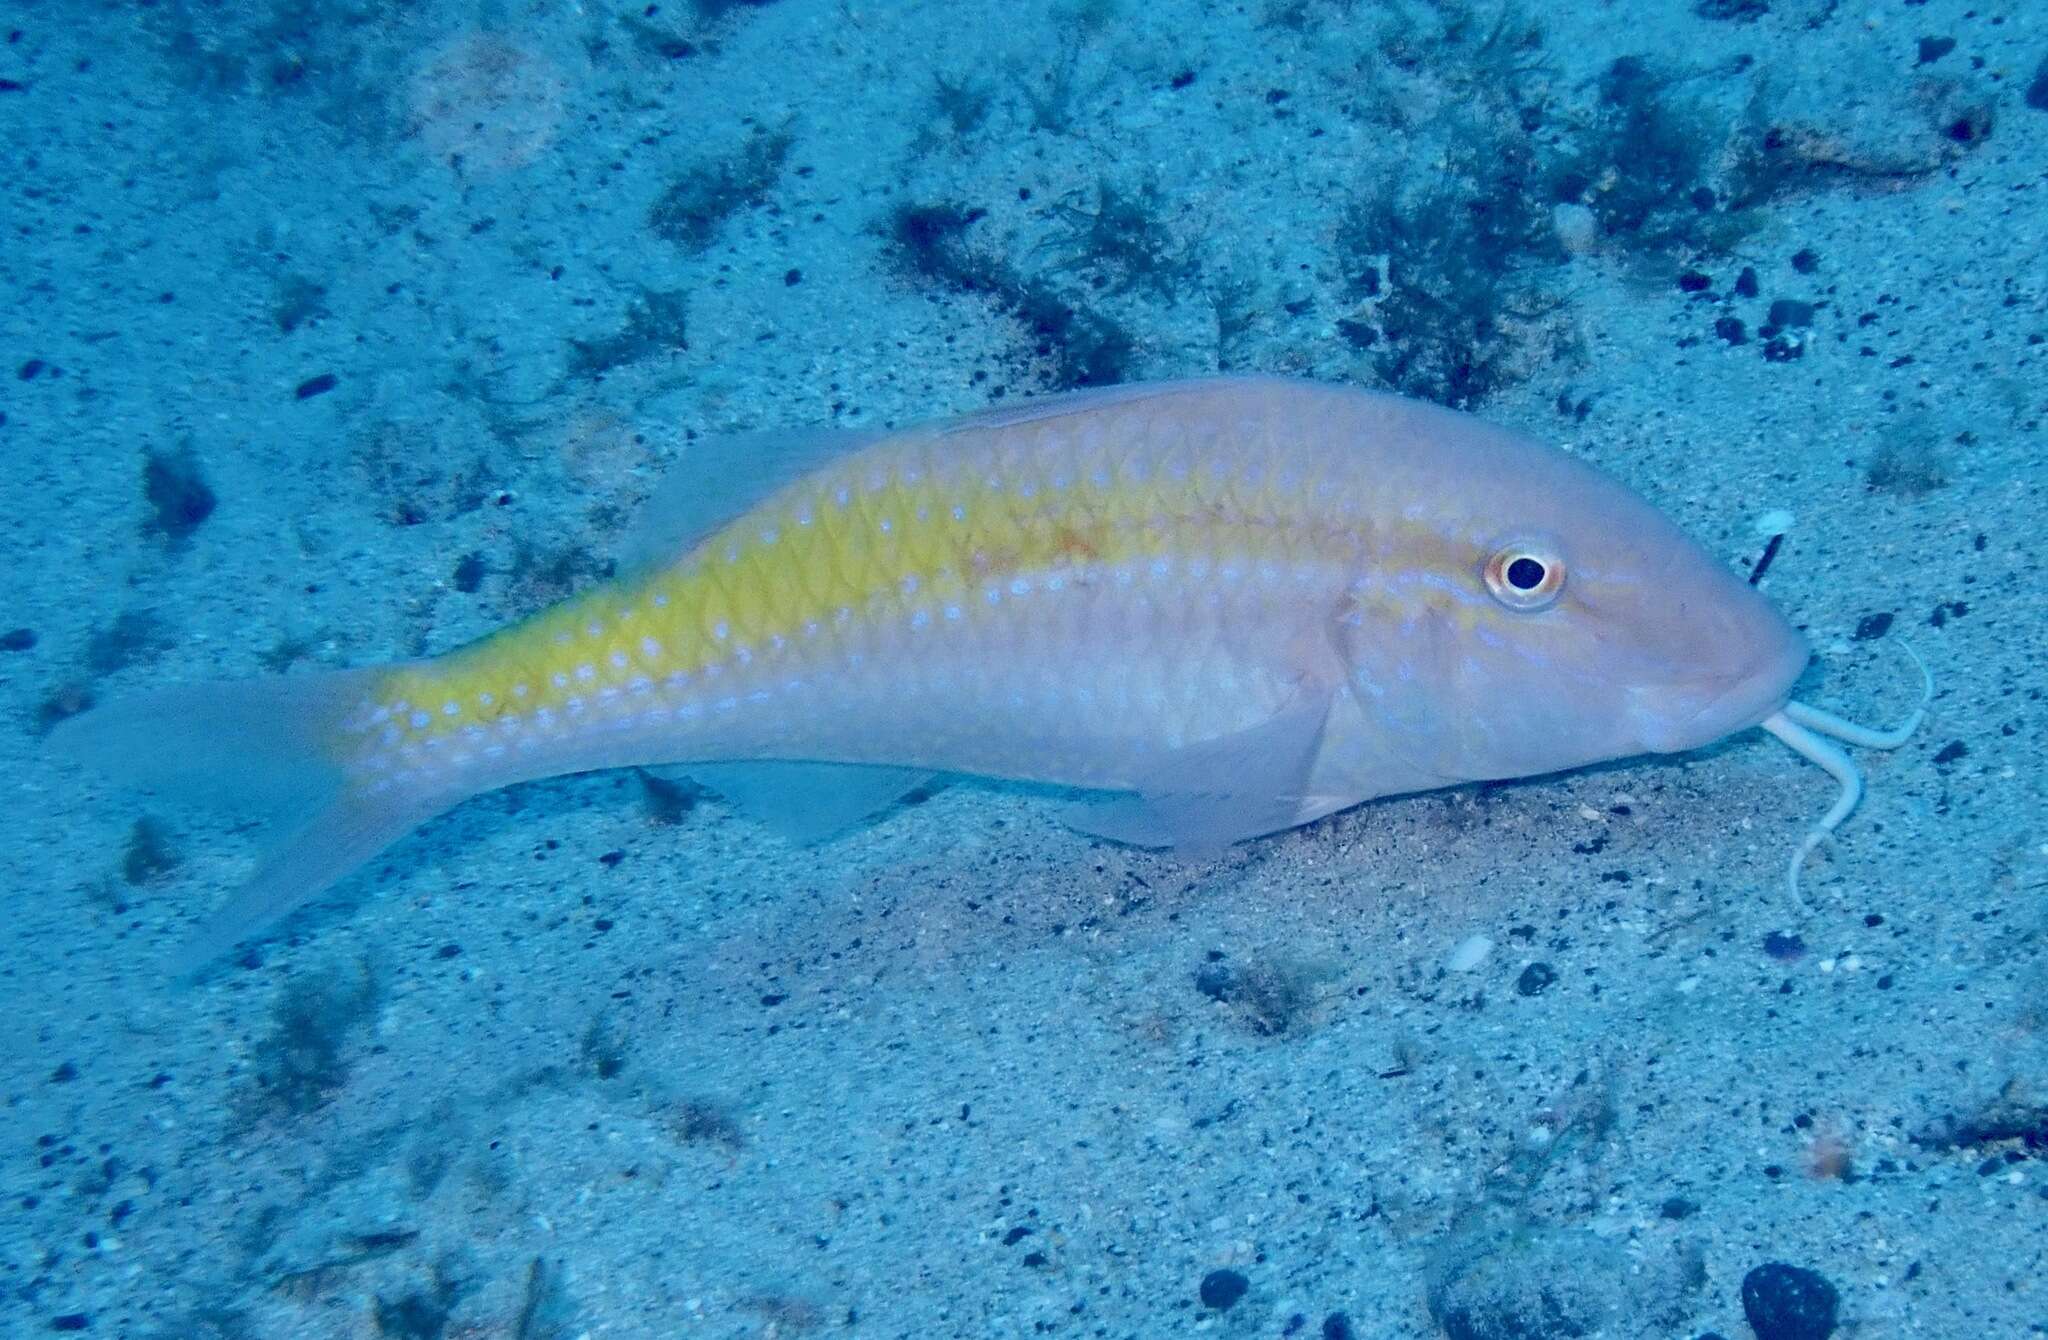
[783,268,802,285]
[2029,57,2048,112]
[295,372,338,399]
[0,627,35,651]
[452,552,485,593]
[1932,740,1967,766]
[1767,299,1814,328]
[1199,1268,1249,1310]
[1734,266,1760,297]
[50,1061,77,1083]
[1761,334,1803,362]
[19,357,46,380]
[1323,1314,1355,1339]
[1852,612,1893,641]
[1790,247,1820,273]
[1678,269,1712,293]
[1763,931,1805,961]
[143,449,216,539]
[50,1316,90,1332]
[1915,36,1955,65]
[1740,1262,1838,1340]
[1695,0,1768,20]
[1661,1196,1698,1219]
[1515,962,1557,996]
[1715,316,1747,345]
[1943,109,1990,145]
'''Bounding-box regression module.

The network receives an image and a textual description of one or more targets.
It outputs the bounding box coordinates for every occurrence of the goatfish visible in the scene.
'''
[54,376,1926,975]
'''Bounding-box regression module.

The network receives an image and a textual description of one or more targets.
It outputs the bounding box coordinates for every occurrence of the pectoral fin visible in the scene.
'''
[1062,687,1336,853]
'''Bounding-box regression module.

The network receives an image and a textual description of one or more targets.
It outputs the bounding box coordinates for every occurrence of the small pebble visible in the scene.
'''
[1200,1268,1248,1310]
[1515,962,1557,996]
[1752,509,1795,539]
[1444,933,1494,973]
[1740,1262,1838,1340]
[1552,203,1598,256]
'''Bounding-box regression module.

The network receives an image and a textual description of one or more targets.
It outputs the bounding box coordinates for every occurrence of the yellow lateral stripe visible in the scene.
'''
[374,449,1355,742]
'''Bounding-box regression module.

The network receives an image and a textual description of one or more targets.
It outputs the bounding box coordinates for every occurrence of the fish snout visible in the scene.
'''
[1632,614,1809,754]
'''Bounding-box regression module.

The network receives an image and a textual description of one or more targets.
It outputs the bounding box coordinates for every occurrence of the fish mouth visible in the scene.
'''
[1634,638,1810,754]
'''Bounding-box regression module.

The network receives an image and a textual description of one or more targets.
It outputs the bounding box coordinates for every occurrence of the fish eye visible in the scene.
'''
[1483,542,1566,611]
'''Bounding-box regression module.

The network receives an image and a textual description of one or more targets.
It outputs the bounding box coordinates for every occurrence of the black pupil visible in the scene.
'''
[1505,556,1547,591]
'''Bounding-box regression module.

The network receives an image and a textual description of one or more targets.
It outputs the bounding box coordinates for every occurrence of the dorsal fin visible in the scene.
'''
[618,378,1291,571]
[935,377,1273,435]
[618,423,897,573]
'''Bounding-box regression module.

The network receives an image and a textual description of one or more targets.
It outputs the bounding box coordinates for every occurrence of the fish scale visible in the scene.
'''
[52,375,1922,974]
[370,406,1332,792]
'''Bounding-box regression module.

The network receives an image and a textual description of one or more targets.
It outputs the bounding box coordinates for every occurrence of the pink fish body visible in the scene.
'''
[56,377,1913,972]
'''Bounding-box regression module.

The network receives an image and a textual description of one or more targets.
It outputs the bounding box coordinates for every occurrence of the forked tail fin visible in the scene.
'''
[48,667,444,980]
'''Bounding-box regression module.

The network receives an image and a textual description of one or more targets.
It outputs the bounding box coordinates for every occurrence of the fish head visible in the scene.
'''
[1336,399,1809,783]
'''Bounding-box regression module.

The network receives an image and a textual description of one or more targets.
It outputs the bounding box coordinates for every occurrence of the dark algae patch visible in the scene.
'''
[881,201,1134,390]
[244,960,382,1120]
[647,124,792,252]
[143,447,217,540]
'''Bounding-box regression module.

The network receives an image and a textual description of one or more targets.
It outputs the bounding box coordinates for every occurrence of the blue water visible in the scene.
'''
[5,2,2043,1336]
